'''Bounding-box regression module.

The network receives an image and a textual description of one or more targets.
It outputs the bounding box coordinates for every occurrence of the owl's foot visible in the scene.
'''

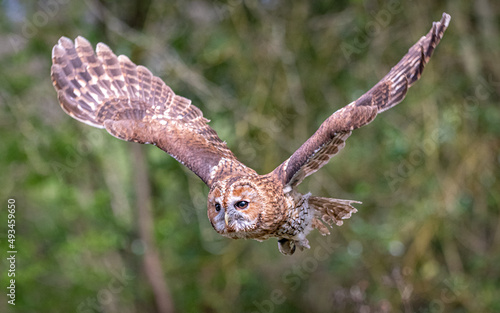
[277,238,311,255]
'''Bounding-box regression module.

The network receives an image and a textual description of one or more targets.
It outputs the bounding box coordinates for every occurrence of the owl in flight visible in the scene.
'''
[51,13,450,255]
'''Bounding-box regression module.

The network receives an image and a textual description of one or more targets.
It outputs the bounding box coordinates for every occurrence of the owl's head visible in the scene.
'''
[207,175,284,239]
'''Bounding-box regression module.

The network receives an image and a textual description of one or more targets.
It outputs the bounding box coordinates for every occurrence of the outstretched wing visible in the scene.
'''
[273,13,450,188]
[51,36,252,187]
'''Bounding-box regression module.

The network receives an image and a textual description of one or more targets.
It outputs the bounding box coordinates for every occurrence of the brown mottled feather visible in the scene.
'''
[51,36,248,186]
[274,13,450,187]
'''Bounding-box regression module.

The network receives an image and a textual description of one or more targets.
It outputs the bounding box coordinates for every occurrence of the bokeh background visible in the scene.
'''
[1,0,499,312]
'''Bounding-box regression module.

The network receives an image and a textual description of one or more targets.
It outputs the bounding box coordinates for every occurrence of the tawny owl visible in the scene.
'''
[51,13,450,255]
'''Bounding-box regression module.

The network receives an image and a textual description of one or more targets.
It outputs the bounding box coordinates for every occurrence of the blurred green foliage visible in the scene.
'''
[1,1,499,312]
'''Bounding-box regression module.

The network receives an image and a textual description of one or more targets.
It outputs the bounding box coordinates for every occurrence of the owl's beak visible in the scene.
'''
[225,212,229,226]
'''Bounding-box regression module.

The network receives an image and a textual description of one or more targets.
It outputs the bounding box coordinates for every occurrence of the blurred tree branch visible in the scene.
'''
[132,144,175,313]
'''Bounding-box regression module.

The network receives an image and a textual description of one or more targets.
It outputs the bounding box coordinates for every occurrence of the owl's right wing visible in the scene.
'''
[272,13,450,188]
[51,36,252,187]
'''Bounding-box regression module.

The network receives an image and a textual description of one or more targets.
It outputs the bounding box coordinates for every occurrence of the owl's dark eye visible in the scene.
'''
[215,203,221,212]
[235,201,249,209]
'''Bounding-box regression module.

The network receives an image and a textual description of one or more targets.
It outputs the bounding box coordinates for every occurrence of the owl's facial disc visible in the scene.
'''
[207,178,263,239]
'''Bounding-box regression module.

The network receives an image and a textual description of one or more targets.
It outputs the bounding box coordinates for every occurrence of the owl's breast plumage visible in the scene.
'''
[276,191,315,240]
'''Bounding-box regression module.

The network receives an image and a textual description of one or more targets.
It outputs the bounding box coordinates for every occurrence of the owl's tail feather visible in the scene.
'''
[309,196,360,235]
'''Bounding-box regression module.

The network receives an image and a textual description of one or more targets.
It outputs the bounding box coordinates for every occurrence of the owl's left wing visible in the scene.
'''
[272,13,450,188]
[51,36,252,187]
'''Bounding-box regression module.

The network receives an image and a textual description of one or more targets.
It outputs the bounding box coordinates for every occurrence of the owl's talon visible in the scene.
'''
[278,238,296,255]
